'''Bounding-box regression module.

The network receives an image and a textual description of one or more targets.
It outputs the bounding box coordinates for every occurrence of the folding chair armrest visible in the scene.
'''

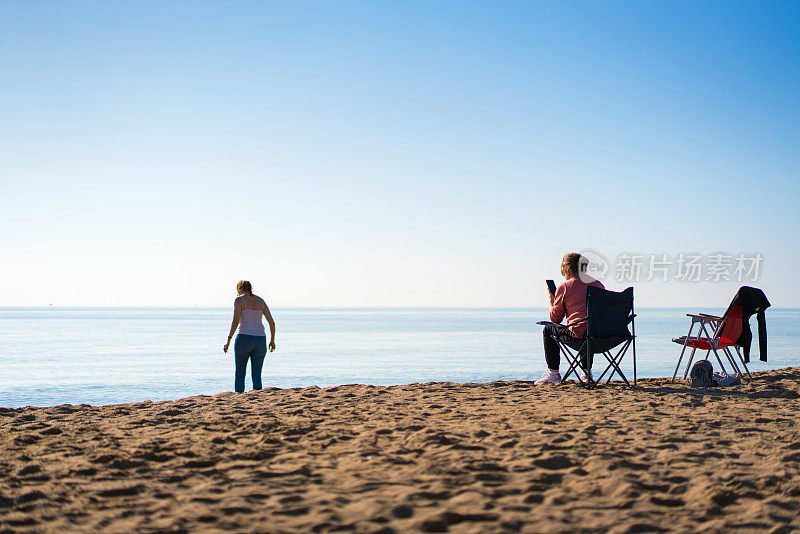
[536,321,565,328]
[567,317,587,327]
[686,313,722,322]
[699,313,723,320]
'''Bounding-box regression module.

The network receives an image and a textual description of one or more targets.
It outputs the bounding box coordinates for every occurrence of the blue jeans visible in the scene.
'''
[234,335,267,392]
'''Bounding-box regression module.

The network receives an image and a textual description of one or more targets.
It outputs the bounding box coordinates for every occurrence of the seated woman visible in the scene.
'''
[535,253,604,385]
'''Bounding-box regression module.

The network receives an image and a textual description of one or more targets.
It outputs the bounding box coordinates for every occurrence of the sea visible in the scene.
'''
[1,307,798,408]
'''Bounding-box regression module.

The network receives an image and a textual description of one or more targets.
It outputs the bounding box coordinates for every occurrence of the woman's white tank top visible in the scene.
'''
[239,296,266,336]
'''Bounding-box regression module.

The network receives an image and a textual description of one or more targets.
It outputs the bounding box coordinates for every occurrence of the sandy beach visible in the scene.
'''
[2,368,800,533]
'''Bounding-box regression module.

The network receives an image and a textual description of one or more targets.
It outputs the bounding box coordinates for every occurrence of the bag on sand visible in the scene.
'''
[689,360,714,387]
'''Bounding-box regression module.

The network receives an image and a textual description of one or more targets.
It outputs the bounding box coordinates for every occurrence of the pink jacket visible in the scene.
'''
[550,277,605,337]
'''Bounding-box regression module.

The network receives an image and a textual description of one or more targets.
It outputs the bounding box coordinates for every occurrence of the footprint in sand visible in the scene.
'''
[16,464,41,476]
[96,485,144,498]
[533,455,574,470]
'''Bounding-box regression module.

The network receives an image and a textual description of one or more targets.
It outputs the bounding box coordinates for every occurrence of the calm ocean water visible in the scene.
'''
[1,307,798,408]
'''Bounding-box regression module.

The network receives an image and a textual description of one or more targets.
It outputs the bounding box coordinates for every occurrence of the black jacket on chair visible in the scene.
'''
[726,286,770,362]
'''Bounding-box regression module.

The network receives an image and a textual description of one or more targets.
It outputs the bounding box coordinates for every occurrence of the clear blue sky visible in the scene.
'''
[1,1,798,307]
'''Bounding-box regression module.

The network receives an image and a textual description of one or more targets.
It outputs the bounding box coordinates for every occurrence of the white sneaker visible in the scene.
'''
[580,370,593,384]
[534,370,561,385]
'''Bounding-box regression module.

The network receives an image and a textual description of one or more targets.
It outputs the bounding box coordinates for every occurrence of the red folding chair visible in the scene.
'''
[671,299,752,382]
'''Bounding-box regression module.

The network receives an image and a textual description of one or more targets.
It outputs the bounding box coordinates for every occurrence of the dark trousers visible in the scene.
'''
[543,325,593,371]
[234,334,267,392]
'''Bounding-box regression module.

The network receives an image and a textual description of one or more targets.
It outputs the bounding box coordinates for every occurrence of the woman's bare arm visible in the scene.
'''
[263,302,276,352]
[223,299,242,353]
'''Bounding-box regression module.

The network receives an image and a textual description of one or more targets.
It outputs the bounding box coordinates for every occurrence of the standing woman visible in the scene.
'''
[223,280,276,392]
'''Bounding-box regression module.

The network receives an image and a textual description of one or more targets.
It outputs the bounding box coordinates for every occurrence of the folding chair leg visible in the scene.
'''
[603,343,631,386]
[673,321,696,382]
[594,341,631,386]
[596,355,611,382]
[721,346,742,377]
[732,346,752,381]
[605,351,630,386]
[605,354,630,386]
[554,338,589,387]
[683,347,698,380]
[673,341,691,382]
[632,334,637,387]
[563,357,580,383]
[559,344,580,382]
[630,311,636,387]
[710,348,728,375]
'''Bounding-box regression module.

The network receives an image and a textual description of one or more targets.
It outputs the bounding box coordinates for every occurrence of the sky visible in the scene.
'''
[1,1,799,307]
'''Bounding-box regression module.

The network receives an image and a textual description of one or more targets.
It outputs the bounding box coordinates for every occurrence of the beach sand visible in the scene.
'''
[2,368,800,533]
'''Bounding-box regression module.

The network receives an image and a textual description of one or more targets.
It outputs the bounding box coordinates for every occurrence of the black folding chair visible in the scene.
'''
[538,286,637,389]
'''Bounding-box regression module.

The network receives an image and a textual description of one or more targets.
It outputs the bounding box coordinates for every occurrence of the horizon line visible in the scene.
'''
[2,305,798,310]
